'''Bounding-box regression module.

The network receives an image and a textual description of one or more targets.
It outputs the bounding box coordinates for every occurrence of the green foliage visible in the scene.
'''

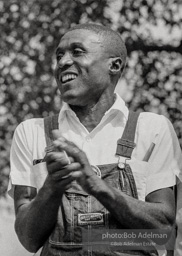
[0,0,182,197]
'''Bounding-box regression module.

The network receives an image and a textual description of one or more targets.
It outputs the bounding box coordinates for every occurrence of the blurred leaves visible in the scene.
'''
[0,0,182,196]
[0,0,110,197]
[117,0,182,144]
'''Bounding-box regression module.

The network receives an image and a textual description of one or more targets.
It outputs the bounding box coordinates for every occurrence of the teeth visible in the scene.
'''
[62,74,77,83]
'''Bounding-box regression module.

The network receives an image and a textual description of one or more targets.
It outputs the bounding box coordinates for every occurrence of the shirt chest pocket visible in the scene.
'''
[126,158,149,201]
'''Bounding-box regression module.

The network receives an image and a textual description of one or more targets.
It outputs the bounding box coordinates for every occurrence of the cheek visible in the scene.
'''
[88,67,109,85]
[80,58,100,72]
[54,66,60,81]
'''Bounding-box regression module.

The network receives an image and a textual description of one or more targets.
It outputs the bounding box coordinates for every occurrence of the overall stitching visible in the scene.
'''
[40,113,158,256]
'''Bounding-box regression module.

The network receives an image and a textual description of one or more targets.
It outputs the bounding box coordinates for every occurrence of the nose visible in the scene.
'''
[58,52,73,69]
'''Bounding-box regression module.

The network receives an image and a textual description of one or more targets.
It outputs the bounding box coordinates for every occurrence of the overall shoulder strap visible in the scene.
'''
[116,110,140,159]
[44,114,59,149]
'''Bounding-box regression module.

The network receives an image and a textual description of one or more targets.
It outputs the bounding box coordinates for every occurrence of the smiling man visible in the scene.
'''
[54,25,126,127]
[8,24,182,256]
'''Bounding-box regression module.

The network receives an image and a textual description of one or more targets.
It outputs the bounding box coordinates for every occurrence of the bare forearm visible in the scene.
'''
[14,150,76,252]
[15,184,61,252]
[51,134,174,231]
[89,178,175,231]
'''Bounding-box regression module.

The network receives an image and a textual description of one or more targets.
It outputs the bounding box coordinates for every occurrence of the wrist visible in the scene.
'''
[41,176,64,199]
[84,174,107,195]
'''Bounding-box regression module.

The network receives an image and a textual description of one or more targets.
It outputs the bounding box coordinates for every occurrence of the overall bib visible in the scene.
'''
[40,111,158,256]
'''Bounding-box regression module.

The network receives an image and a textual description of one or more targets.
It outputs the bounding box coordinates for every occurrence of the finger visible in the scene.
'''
[70,169,96,180]
[45,152,66,164]
[50,169,77,183]
[69,170,82,179]
[52,129,63,140]
[57,175,75,185]
[64,162,82,172]
[51,131,72,163]
[45,152,73,165]
[47,161,67,174]
[48,162,81,176]
[53,137,89,167]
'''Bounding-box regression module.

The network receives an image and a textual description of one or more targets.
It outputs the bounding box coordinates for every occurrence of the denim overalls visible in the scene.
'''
[40,112,158,256]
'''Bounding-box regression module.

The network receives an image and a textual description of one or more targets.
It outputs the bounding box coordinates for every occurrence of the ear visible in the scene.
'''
[109,57,123,75]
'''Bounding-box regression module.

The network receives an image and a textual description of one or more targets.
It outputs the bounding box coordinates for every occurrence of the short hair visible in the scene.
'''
[67,23,127,65]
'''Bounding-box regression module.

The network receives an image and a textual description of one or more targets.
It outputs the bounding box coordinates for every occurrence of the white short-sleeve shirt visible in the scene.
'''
[8,94,181,203]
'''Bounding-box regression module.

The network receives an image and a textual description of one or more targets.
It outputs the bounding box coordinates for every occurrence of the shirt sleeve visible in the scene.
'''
[145,115,181,196]
[8,121,36,198]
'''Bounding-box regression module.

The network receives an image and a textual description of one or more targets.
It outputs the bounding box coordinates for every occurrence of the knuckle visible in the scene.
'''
[46,152,56,162]
[72,147,81,155]
[45,153,51,161]
[57,156,67,164]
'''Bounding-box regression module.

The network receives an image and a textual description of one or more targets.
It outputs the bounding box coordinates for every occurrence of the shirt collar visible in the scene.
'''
[104,93,128,119]
[58,93,128,123]
[58,102,76,122]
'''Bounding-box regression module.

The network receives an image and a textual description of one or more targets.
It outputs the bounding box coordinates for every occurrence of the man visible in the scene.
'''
[8,23,181,256]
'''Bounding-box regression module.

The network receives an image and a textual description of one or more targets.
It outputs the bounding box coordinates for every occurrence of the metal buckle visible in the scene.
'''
[117,156,130,170]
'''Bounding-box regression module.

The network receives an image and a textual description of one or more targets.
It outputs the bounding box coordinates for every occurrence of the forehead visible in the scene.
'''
[57,29,103,49]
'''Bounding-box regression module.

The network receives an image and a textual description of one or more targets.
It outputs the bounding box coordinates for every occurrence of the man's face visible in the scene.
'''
[55,29,111,106]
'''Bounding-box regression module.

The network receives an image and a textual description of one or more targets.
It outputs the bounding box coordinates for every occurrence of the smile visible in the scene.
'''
[61,73,77,83]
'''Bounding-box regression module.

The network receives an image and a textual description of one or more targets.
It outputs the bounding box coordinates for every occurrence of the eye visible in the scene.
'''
[72,48,84,56]
[56,52,64,61]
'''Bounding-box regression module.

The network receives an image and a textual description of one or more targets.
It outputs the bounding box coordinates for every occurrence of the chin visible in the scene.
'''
[62,91,86,105]
[62,94,80,105]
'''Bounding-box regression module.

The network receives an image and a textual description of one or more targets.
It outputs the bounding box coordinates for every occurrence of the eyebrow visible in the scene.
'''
[56,42,85,55]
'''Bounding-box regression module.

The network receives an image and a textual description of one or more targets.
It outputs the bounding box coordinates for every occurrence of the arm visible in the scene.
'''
[90,180,175,230]
[14,184,60,253]
[14,152,81,253]
[52,132,175,232]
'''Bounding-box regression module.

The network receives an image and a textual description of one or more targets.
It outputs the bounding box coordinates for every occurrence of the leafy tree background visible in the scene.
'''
[0,0,182,197]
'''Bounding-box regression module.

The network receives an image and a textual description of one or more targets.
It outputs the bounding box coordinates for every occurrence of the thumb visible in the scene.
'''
[52,129,62,140]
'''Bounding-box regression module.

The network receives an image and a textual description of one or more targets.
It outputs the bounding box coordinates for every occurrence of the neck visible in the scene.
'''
[70,93,115,132]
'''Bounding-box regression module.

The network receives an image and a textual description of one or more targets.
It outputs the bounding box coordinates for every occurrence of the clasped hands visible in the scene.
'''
[45,129,98,194]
